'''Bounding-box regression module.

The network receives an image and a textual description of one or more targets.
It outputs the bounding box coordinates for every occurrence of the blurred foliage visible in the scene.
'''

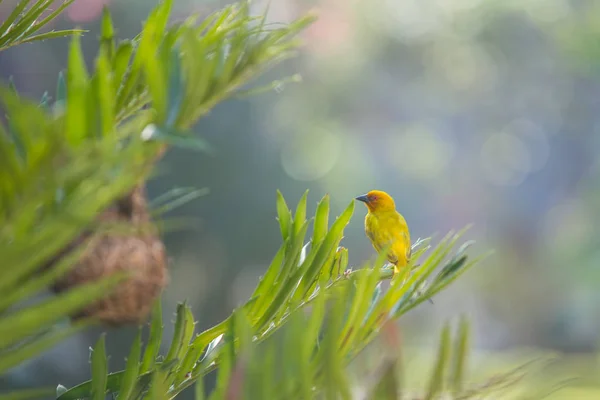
[0,1,520,393]
[3,0,600,398]
[52,191,497,400]
[0,0,82,52]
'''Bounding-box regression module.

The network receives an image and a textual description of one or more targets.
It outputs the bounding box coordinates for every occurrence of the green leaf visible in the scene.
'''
[65,34,89,145]
[163,303,196,388]
[0,0,30,45]
[164,303,187,364]
[0,236,85,314]
[0,273,124,351]
[55,70,66,105]
[117,0,172,112]
[254,221,309,330]
[18,30,84,45]
[300,200,354,297]
[100,6,115,59]
[141,40,167,123]
[210,327,235,399]
[275,190,292,240]
[150,187,209,216]
[58,361,174,400]
[248,243,286,320]
[91,334,108,400]
[141,299,163,373]
[195,376,205,400]
[173,331,205,386]
[362,282,382,327]
[274,220,310,287]
[112,41,134,96]
[425,323,451,400]
[0,320,91,374]
[94,49,115,137]
[338,267,380,352]
[319,293,351,400]
[293,189,308,237]
[423,252,491,307]
[312,194,330,245]
[2,0,78,49]
[166,47,184,127]
[370,359,401,400]
[148,126,215,153]
[450,316,470,395]
[334,246,349,279]
[149,369,169,400]
[117,328,142,400]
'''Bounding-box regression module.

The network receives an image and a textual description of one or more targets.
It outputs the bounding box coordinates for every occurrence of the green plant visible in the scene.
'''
[50,191,481,398]
[0,0,314,390]
[0,0,81,52]
[0,0,554,399]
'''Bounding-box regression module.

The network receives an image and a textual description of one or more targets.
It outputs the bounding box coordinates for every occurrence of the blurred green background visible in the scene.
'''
[2,0,600,397]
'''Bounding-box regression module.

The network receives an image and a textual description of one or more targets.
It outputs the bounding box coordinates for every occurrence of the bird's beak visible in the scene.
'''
[355,194,369,203]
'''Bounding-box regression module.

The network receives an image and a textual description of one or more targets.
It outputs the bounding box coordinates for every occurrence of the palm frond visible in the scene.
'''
[0,0,81,52]
[56,191,487,399]
[0,0,315,385]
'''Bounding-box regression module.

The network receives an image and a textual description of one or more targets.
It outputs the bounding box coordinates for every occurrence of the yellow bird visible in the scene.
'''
[355,190,411,275]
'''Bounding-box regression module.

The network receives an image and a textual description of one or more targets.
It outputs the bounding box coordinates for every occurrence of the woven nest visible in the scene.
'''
[43,185,169,326]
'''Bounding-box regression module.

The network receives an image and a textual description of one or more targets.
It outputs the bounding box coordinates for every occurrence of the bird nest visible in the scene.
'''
[42,185,169,326]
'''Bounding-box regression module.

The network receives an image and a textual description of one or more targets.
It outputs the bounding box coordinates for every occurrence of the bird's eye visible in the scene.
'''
[370,195,378,201]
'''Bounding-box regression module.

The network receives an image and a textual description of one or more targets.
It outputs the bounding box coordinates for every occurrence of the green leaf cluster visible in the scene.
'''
[0,0,82,52]
[0,0,541,399]
[0,0,315,392]
[52,190,488,400]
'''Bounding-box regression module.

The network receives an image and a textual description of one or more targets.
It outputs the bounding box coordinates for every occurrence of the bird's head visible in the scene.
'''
[355,190,396,212]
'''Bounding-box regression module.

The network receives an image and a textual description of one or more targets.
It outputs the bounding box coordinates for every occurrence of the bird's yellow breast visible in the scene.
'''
[364,210,411,267]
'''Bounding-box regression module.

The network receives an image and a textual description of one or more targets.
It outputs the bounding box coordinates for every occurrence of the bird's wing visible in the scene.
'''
[366,229,376,243]
[379,230,399,264]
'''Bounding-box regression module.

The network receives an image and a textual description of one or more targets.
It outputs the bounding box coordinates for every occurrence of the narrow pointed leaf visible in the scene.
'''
[425,323,452,400]
[150,127,214,153]
[0,0,30,46]
[275,190,291,240]
[141,300,163,373]
[450,317,470,395]
[91,334,108,400]
[95,50,115,137]
[117,328,142,400]
[312,194,330,245]
[149,369,168,400]
[18,30,84,45]
[248,243,286,320]
[164,303,188,364]
[293,189,308,236]
[195,376,205,400]
[0,273,124,351]
[65,34,89,144]
[56,70,66,105]
[100,6,115,59]
[0,321,91,374]
[112,41,134,96]
[300,200,354,297]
